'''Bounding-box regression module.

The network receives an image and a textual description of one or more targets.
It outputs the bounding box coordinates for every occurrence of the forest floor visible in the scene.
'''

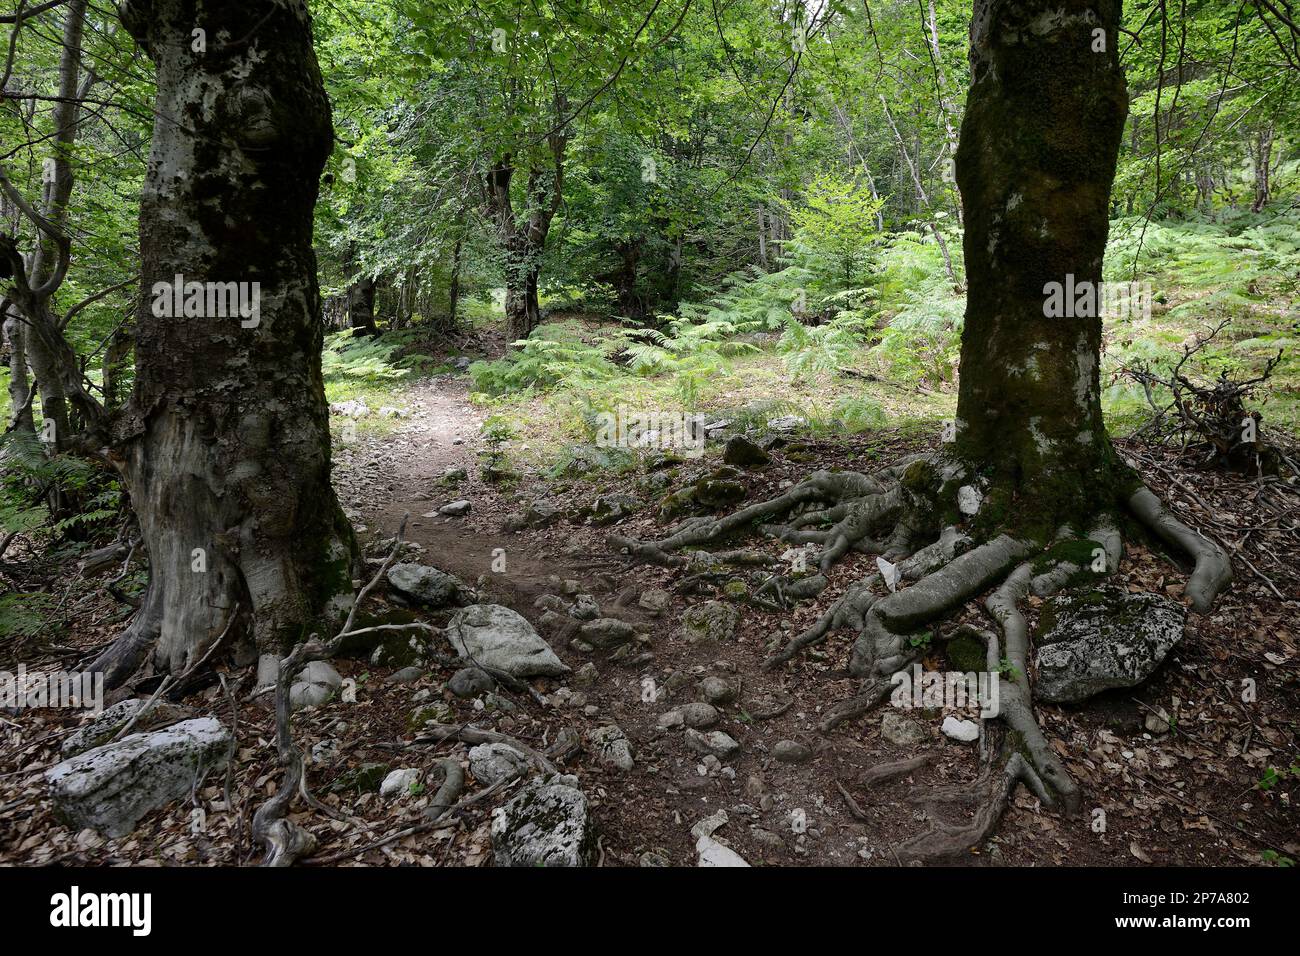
[3,353,1297,867]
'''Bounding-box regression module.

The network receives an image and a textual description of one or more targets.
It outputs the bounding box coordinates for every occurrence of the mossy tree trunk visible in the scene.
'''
[953,0,1130,536]
[93,0,358,685]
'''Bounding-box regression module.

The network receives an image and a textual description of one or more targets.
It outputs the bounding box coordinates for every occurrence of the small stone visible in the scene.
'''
[585,725,635,771]
[586,494,639,526]
[657,709,685,729]
[469,743,529,786]
[722,435,770,468]
[539,610,567,635]
[289,661,343,711]
[701,676,735,704]
[677,702,719,729]
[569,594,601,621]
[1144,708,1172,735]
[310,739,339,764]
[691,810,730,840]
[685,728,741,759]
[941,716,980,742]
[880,710,928,746]
[386,562,464,607]
[447,667,495,698]
[380,768,421,799]
[535,593,566,612]
[638,588,672,614]
[578,617,635,649]
[439,500,472,516]
[573,662,599,688]
[697,835,750,867]
[679,601,740,644]
[772,739,813,763]
[385,666,423,684]
[957,484,983,516]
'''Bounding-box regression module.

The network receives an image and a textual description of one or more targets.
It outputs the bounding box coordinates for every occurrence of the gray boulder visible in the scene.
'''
[469,742,530,786]
[491,778,595,867]
[445,604,568,677]
[387,562,464,607]
[61,699,193,758]
[45,717,231,837]
[1034,586,1187,703]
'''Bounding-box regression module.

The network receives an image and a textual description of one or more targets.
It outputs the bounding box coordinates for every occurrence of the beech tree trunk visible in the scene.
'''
[448,239,462,324]
[485,116,566,342]
[94,0,357,685]
[1250,125,1273,212]
[2,302,34,433]
[346,274,378,336]
[0,0,90,454]
[953,0,1130,535]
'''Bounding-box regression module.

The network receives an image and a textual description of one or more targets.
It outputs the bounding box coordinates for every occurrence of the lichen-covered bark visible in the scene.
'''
[97,0,357,682]
[2,305,34,432]
[954,0,1129,535]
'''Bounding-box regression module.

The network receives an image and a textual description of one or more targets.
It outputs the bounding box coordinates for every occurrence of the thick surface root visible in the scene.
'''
[610,452,1237,860]
[896,727,1047,863]
[610,468,903,571]
[1128,485,1232,611]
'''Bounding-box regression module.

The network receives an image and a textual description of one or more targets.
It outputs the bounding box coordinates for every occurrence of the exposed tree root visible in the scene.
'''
[613,449,1236,860]
[1128,485,1233,610]
[896,725,1048,863]
[860,753,934,788]
[253,517,419,867]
